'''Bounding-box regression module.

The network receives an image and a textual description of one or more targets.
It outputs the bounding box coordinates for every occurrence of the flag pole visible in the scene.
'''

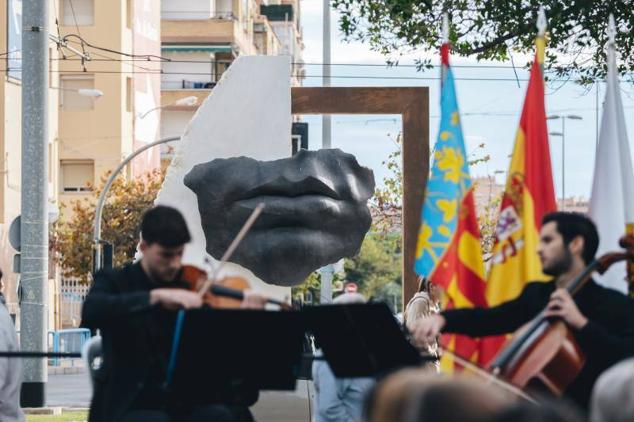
[441,13,449,83]
[609,13,634,297]
[536,7,547,75]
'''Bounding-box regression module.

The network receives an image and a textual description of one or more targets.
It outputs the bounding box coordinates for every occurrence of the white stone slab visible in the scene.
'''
[155,56,291,300]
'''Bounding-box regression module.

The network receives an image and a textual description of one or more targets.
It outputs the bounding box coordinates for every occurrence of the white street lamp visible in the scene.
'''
[75,88,104,98]
[51,86,105,97]
[137,95,199,119]
[547,114,583,210]
[92,135,181,272]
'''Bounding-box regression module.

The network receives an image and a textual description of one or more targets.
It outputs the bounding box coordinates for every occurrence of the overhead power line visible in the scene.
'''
[0,67,624,84]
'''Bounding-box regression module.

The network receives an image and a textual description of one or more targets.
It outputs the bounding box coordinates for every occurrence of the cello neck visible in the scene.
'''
[565,259,600,296]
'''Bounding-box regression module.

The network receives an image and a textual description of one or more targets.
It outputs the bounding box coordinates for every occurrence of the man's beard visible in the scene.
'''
[543,248,573,277]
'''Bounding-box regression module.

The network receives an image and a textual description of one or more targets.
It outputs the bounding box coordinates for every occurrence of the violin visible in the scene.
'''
[485,234,634,396]
[179,264,292,310]
[178,202,289,310]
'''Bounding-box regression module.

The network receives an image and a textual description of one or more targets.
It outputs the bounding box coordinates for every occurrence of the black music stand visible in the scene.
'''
[168,308,306,404]
[304,303,424,378]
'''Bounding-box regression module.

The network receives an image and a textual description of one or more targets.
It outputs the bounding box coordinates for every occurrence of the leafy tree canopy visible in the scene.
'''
[51,170,164,283]
[332,0,634,83]
[345,233,402,311]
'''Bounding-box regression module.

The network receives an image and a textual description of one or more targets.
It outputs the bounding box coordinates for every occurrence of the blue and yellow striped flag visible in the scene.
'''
[414,43,488,370]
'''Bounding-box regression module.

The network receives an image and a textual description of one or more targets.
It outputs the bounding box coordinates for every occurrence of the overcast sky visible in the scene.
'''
[298,1,634,200]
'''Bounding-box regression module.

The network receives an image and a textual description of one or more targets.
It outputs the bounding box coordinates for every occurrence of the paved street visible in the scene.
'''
[47,372,92,408]
[46,370,314,421]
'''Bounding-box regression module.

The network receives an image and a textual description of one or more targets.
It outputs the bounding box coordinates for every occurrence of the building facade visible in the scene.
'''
[57,0,161,206]
[160,0,304,165]
[1,0,162,329]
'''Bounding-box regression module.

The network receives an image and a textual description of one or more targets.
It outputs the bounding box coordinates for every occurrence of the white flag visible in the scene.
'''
[589,16,634,293]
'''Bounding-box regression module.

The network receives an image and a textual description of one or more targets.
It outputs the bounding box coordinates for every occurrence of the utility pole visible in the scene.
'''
[322,0,331,149]
[320,0,332,304]
[20,0,49,407]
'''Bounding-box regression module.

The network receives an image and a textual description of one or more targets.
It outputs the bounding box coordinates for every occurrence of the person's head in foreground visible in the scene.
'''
[365,369,512,422]
[589,358,634,422]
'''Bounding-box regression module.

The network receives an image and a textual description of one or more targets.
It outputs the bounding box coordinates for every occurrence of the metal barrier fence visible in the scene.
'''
[60,278,90,328]
[48,328,91,367]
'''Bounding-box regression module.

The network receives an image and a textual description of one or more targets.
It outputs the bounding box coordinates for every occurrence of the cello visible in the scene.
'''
[482,234,634,396]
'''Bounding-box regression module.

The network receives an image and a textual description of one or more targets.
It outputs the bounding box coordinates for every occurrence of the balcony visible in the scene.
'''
[161,11,235,20]
[161,47,234,92]
[162,80,216,90]
[162,16,236,44]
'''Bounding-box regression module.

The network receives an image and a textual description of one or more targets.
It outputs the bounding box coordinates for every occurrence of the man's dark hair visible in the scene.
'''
[542,212,599,264]
[140,206,191,247]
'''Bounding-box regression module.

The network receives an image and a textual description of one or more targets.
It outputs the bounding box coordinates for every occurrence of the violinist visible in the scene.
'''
[81,205,265,422]
[414,212,634,409]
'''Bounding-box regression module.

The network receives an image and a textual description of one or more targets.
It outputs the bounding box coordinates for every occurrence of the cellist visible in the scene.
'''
[414,212,634,409]
[81,205,266,422]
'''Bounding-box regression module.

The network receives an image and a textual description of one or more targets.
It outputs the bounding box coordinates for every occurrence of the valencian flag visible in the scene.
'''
[480,15,557,363]
[414,28,488,371]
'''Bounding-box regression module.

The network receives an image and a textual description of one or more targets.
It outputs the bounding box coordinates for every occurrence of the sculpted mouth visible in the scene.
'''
[234,195,343,224]
[183,148,375,286]
[235,175,341,202]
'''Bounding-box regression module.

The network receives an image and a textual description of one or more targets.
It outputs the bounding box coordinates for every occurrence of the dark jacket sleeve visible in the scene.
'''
[575,292,634,361]
[441,284,539,337]
[80,268,151,330]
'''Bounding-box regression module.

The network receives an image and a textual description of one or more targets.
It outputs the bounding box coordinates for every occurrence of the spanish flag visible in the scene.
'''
[415,37,487,371]
[480,30,557,364]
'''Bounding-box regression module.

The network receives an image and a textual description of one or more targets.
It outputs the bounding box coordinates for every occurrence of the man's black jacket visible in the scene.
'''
[81,263,174,422]
[441,279,634,409]
[81,263,257,422]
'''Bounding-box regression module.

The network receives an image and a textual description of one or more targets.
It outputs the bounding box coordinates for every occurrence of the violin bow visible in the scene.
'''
[166,203,265,387]
[438,347,537,403]
[196,203,265,298]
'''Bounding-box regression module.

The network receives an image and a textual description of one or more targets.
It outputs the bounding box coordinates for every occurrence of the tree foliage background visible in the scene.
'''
[332,0,634,84]
[50,170,164,283]
[345,233,402,312]
[321,133,499,312]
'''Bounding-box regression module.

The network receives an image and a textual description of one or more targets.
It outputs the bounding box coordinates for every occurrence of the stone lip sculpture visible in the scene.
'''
[184,148,375,286]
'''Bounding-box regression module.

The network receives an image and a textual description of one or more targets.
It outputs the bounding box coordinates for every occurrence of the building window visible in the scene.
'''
[60,160,94,193]
[60,75,95,111]
[62,0,94,26]
[126,77,133,112]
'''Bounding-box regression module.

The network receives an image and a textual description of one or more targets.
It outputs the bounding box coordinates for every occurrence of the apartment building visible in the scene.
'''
[160,0,304,165]
[57,0,161,205]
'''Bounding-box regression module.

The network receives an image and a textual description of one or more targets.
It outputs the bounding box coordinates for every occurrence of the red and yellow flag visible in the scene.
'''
[415,40,488,371]
[480,33,557,364]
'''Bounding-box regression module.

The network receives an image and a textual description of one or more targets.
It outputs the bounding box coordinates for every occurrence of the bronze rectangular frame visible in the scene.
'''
[291,87,429,304]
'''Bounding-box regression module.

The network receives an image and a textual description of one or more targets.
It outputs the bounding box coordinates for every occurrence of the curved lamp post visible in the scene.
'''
[137,96,198,119]
[92,136,181,273]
